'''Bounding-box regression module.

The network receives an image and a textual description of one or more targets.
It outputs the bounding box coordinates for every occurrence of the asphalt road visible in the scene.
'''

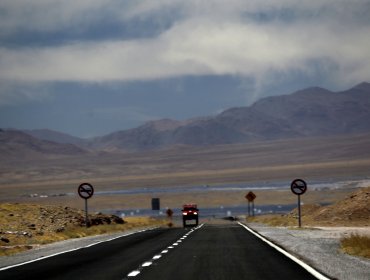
[0,223,323,280]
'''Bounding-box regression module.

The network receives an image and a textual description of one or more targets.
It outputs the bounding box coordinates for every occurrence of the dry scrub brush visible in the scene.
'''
[340,234,370,258]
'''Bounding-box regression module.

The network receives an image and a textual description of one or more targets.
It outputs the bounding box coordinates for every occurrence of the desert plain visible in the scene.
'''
[1,133,370,212]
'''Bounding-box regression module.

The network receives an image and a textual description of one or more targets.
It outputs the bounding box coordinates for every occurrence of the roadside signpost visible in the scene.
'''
[166,208,173,218]
[78,183,94,227]
[245,191,257,217]
[290,179,307,227]
[166,208,174,226]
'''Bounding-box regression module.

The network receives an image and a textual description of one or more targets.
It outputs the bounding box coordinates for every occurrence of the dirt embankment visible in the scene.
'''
[309,186,370,225]
[302,186,369,226]
[0,203,129,255]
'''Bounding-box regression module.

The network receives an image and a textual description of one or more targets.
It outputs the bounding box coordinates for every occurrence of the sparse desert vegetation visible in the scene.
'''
[340,234,370,258]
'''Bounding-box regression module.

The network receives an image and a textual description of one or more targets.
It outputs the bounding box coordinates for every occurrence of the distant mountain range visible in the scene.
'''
[89,82,370,151]
[23,129,87,147]
[0,129,87,159]
[1,82,370,155]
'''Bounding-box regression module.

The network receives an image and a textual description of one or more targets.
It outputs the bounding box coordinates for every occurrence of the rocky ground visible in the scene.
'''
[0,203,125,255]
[297,186,369,226]
[309,187,370,225]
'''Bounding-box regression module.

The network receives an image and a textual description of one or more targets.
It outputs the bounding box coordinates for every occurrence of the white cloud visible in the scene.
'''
[0,0,369,88]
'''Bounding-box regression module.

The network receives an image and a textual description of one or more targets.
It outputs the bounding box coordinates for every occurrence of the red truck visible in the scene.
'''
[182,204,199,227]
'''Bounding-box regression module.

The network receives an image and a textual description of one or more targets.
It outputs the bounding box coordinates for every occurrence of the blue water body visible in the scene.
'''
[107,203,332,218]
[93,182,287,196]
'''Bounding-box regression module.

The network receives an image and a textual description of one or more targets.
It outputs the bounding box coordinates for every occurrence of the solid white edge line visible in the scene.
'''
[0,227,159,271]
[237,222,331,280]
[0,247,81,272]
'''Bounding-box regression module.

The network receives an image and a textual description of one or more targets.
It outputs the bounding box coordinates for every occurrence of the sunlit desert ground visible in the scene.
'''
[1,134,370,212]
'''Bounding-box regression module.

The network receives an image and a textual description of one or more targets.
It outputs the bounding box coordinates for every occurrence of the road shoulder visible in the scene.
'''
[246,223,370,280]
[0,227,156,269]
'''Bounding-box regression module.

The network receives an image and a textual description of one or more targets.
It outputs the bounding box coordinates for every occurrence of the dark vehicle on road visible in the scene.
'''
[182,204,199,227]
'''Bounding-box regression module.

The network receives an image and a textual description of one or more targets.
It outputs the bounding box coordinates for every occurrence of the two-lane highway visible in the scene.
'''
[0,223,326,280]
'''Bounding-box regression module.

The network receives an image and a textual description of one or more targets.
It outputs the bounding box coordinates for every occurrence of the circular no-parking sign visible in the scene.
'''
[290,179,307,195]
[78,183,94,199]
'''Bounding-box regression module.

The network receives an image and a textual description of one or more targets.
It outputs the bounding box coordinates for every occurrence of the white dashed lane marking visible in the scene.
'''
[127,270,140,277]
[125,224,204,278]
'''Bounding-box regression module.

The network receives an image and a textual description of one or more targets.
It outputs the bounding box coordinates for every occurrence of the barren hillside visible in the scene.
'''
[266,187,370,227]
[311,186,370,225]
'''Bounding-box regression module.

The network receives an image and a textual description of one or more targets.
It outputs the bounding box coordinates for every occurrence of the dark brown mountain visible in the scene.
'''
[0,129,87,160]
[90,82,370,151]
[23,129,87,146]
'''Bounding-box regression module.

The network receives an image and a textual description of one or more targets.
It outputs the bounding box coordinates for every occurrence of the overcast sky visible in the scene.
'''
[0,0,369,138]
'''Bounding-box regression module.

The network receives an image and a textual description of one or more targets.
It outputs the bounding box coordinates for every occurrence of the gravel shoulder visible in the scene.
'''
[248,223,370,280]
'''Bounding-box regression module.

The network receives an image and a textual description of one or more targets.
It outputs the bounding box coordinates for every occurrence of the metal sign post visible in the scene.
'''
[84,198,88,227]
[245,191,257,217]
[290,179,307,228]
[166,208,173,226]
[78,183,94,228]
